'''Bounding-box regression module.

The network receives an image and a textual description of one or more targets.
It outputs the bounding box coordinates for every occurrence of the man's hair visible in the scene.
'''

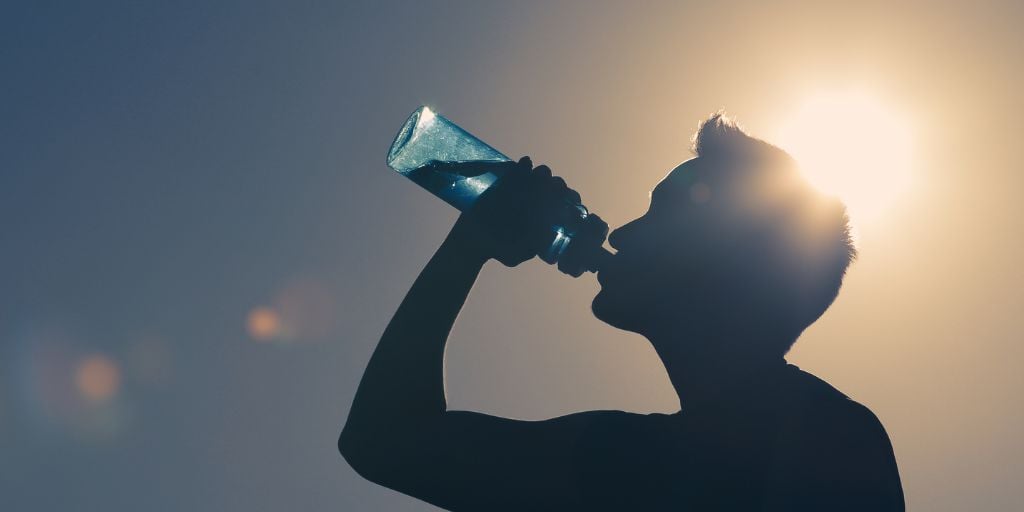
[690,113,857,354]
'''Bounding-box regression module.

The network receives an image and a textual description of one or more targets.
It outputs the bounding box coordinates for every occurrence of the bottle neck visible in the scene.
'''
[545,211,609,277]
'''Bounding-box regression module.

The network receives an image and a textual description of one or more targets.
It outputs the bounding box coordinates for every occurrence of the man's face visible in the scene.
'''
[592,158,729,334]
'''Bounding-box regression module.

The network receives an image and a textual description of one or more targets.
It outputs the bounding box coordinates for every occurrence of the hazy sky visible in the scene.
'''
[3,1,1022,510]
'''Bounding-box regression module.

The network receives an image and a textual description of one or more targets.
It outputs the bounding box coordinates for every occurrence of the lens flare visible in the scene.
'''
[75,355,121,403]
[247,307,282,341]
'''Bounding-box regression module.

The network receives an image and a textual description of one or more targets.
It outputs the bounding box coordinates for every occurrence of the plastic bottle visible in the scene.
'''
[386,106,610,276]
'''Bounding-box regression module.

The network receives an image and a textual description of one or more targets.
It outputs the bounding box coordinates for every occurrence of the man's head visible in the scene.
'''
[592,113,856,359]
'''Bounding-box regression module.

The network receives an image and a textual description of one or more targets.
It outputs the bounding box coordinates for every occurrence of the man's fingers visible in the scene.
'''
[548,176,582,205]
[565,188,582,205]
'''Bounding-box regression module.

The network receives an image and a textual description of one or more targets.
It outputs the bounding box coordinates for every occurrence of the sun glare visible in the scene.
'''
[775,91,913,226]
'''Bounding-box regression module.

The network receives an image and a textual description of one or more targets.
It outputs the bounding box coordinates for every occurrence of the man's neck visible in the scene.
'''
[649,332,787,410]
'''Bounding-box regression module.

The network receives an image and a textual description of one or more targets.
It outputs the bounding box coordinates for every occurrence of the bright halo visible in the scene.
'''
[775,91,913,226]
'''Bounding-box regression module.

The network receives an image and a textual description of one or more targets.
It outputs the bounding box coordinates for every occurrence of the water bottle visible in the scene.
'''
[385,106,611,277]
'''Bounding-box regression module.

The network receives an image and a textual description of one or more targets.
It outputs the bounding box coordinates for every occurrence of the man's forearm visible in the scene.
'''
[340,226,488,460]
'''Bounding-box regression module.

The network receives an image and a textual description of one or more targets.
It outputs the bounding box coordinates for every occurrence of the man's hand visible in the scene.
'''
[446,156,583,267]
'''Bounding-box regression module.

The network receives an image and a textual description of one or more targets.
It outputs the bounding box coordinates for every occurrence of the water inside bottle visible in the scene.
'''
[402,161,508,211]
[387,107,511,211]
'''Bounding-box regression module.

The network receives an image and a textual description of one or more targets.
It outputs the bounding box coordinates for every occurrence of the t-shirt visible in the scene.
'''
[570,364,904,511]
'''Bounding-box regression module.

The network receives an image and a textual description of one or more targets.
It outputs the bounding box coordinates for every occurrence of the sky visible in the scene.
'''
[2,1,1023,510]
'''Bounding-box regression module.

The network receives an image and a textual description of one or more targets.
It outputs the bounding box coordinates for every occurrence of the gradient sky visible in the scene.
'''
[3,1,1022,510]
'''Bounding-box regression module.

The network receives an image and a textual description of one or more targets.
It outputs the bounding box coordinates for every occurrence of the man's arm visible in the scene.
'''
[339,222,488,462]
[339,161,646,510]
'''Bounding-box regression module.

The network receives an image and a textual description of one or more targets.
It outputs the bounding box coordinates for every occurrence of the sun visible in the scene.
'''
[774,91,913,227]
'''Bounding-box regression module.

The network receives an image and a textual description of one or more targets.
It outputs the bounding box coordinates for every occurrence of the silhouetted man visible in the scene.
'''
[340,114,904,510]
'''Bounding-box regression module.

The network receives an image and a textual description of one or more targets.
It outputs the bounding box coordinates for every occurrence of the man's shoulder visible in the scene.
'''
[780,365,893,448]
[782,364,849,401]
[778,367,905,508]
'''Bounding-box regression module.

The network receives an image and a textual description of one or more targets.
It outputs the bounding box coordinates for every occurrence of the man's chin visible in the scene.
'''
[592,289,640,333]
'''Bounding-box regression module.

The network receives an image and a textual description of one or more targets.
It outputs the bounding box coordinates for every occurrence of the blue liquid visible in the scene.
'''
[401,161,508,212]
[387,107,510,211]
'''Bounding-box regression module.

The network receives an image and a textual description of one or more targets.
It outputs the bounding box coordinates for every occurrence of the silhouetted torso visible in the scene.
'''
[571,364,903,510]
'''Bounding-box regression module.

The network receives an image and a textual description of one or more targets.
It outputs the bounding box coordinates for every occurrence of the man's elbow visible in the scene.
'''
[338,423,378,479]
[338,422,406,486]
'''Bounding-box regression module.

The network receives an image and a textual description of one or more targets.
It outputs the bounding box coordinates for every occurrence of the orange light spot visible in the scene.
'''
[76,355,121,402]
[247,307,281,341]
